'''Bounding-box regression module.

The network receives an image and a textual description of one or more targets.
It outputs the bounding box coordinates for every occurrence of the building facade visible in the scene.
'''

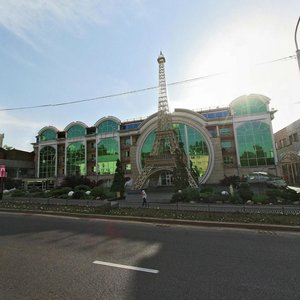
[274,119,300,186]
[33,93,278,188]
[0,148,35,180]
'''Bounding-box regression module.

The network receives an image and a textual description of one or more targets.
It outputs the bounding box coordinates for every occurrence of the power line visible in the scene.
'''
[0,54,296,112]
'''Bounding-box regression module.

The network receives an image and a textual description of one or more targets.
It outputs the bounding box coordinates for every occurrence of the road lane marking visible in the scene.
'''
[93,260,159,274]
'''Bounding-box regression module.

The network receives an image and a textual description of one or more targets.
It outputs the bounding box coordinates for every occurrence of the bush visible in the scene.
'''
[220,175,240,187]
[11,189,27,197]
[171,188,200,203]
[252,194,269,204]
[72,190,86,199]
[266,189,282,202]
[60,176,92,189]
[74,185,90,192]
[30,191,46,198]
[200,185,213,193]
[281,189,299,202]
[4,178,22,190]
[238,183,254,203]
[91,186,114,200]
[229,194,243,204]
[49,187,72,197]
[198,192,216,203]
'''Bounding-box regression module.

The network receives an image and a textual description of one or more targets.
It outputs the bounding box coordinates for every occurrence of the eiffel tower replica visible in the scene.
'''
[134,52,198,189]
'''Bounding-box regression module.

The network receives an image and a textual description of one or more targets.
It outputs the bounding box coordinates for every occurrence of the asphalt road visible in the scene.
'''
[1,212,300,300]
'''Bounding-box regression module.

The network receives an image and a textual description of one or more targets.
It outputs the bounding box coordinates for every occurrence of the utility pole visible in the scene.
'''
[295,16,300,72]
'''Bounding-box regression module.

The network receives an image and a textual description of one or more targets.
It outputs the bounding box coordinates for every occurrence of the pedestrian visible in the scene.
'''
[141,189,148,207]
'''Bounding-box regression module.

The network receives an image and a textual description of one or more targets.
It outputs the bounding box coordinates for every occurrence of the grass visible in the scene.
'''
[0,201,300,226]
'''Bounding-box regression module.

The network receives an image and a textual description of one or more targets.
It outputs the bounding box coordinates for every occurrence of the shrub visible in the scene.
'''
[238,183,253,203]
[49,187,72,197]
[252,194,269,204]
[72,190,86,199]
[91,186,114,200]
[266,189,282,202]
[60,176,92,189]
[200,185,213,193]
[198,192,210,203]
[30,191,46,198]
[74,185,90,192]
[220,175,240,187]
[281,189,299,202]
[4,178,22,190]
[171,188,200,203]
[229,194,243,204]
[11,189,26,197]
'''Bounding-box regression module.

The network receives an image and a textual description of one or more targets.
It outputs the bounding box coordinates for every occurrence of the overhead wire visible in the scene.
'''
[0,54,296,112]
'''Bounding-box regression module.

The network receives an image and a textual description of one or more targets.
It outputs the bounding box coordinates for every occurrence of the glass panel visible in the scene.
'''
[67,125,85,138]
[236,121,275,167]
[97,138,119,175]
[40,129,56,141]
[219,127,232,136]
[221,141,232,149]
[98,120,118,134]
[232,98,267,116]
[39,146,56,178]
[140,123,210,179]
[66,143,86,176]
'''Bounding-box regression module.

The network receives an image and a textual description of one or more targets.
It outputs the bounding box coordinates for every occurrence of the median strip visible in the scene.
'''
[93,260,159,274]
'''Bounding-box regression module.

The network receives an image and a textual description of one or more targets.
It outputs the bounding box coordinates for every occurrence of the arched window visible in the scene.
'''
[98,120,118,134]
[236,121,274,166]
[232,98,267,116]
[39,146,56,178]
[67,125,86,138]
[141,123,209,178]
[40,129,56,141]
[97,138,119,175]
[66,143,86,176]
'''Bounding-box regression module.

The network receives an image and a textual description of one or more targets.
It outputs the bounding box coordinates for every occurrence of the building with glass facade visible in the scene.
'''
[33,93,278,188]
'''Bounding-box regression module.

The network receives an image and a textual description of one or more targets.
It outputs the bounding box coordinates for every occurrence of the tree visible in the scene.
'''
[110,159,126,198]
[173,149,190,191]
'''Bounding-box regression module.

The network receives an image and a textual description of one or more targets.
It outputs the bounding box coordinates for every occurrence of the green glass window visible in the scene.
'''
[140,123,209,178]
[66,143,86,176]
[39,146,56,178]
[40,129,56,141]
[219,127,232,136]
[67,125,86,138]
[223,155,234,164]
[186,126,209,177]
[236,121,275,167]
[221,141,232,149]
[98,120,118,134]
[97,138,119,175]
[232,98,267,116]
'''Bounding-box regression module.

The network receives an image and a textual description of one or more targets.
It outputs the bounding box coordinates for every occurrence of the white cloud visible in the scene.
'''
[0,0,144,47]
[0,110,43,128]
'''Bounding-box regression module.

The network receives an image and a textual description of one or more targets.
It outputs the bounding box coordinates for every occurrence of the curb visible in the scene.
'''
[1,208,300,233]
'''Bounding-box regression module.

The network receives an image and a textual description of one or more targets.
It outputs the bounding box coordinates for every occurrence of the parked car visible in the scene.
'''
[266,177,287,188]
[246,172,287,188]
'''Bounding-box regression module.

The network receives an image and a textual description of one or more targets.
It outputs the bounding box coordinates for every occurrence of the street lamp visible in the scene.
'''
[295,16,300,72]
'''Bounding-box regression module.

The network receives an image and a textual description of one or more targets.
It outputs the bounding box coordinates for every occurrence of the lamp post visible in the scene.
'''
[295,16,300,72]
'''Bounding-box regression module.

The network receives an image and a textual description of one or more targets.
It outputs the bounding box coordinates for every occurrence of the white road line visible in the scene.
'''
[93,260,159,274]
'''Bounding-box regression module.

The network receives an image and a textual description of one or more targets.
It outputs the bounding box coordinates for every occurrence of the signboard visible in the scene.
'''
[0,165,6,178]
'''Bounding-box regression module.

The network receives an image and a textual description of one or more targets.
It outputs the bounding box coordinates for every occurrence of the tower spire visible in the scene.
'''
[157,51,172,132]
[133,52,198,189]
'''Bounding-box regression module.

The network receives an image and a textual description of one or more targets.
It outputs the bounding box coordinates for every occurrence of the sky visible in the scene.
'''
[0,0,299,152]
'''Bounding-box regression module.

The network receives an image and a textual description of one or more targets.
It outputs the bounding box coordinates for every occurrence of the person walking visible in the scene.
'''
[141,189,148,207]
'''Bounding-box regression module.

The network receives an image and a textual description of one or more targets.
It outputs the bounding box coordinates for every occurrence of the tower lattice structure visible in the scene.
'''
[134,52,198,189]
